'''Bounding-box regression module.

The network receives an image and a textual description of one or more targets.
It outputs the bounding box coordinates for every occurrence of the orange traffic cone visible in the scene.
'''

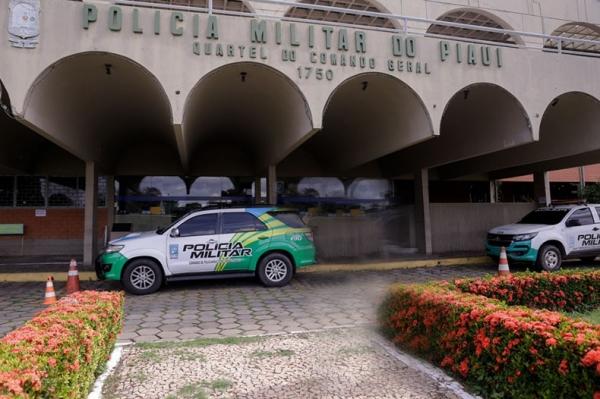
[43,276,57,305]
[498,246,510,276]
[66,258,80,295]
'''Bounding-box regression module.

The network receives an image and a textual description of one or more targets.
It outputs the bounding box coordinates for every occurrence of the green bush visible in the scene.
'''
[379,275,600,398]
[0,291,124,398]
[454,270,600,312]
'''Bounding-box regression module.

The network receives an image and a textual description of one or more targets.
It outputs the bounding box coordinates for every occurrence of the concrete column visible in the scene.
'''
[414,168,432,255]
[254,177,262,204]
[267,165,277,205]
[83,161,98,266]
[489,180,498,203]
[106,175,115,243]
[579,166,586,196]
[533,171,551,206]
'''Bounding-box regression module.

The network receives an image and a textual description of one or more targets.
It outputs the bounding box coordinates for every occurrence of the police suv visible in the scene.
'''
[96,207,317,295]
[486,204,600,271]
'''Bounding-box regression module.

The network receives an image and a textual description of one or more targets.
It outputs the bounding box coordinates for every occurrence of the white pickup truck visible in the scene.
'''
[486,204,600,271]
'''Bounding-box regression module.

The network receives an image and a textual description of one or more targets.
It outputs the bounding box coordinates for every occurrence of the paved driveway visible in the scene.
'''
[0,265,492,341]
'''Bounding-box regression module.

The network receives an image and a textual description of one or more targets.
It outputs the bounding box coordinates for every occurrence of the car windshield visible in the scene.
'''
[518,209,569,225]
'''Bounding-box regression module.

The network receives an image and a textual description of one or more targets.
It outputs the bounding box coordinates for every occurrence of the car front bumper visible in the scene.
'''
[486,240,538,263]
[95,252,128,281]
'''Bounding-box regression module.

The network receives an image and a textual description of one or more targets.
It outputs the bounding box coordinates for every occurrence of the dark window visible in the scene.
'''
[518,209,569,225]
[16,176,45,207]
[178,214,218,237]
[566,208,595,227]
[222,212,267,234]
[269,211,305,228]
[47,177,82,207]
[0,177,14,206]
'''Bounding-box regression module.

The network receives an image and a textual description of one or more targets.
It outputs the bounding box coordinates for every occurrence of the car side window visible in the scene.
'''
[566,208,595,227]
[178,214,218,237]
[222,212,267,234]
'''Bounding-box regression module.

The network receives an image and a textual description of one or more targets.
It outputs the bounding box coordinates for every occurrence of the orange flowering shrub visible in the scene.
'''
[454,270,600,312]
[379,279,600,398]
[0,291,124,399]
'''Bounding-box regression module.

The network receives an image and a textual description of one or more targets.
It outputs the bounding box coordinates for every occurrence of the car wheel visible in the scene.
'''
[257,253,293,287]
[536,245,562,272]
[122,259,163,295]
[580,256,597,263]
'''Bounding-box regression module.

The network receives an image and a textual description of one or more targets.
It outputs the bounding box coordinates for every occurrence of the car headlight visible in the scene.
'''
[105,244,124,254]
[513,233,538,242]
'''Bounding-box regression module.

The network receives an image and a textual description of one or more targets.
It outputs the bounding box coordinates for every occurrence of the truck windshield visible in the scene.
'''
[518,209,569,225]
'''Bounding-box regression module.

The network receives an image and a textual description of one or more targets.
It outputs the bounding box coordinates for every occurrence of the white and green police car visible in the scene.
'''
[96,207,317,294]
[486,204,600,271]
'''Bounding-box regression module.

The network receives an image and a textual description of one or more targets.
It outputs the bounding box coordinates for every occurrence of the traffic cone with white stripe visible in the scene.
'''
[66,258,80,295]
[498,246,511,277]
[43,276,57,305]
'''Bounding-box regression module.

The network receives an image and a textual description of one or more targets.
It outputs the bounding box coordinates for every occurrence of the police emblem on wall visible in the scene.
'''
[8,0,40,49]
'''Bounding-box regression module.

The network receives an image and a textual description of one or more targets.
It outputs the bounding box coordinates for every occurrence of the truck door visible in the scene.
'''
[166,213,220,274]
[564,208,598,255]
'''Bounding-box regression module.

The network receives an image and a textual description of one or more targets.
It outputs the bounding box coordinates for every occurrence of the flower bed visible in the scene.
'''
[454,270,600,312]
[0,291,124,399]
[379,275,600,398]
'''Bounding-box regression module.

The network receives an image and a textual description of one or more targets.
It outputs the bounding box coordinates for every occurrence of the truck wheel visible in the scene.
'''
[257,253,293,287]
[536,245,562,272]
[122,259,163,295]
[580,256,597,263]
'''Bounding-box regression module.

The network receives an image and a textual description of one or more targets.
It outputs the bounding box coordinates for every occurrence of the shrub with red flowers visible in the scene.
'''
[454,270,600,312]
[0,291,124,399]
[379,274,600,398]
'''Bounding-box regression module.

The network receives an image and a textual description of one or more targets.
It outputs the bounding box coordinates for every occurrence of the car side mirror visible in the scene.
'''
[170,228,180,238]
[566,219,580,228]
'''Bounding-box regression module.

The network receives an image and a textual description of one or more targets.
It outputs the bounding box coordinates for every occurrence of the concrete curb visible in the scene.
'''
[299,256,491,273]
[0,256,491,282]
[87,342,131,399]
[374,337,482,399]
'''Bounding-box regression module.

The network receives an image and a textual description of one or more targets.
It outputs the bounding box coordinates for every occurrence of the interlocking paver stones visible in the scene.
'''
[0,265,494,341]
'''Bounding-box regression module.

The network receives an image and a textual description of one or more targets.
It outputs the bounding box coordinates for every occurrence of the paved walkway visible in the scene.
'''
[103,328,465,399]
[0,265,493,340]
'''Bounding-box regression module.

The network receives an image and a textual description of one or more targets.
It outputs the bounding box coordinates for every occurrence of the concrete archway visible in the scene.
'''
[284,0,400,30]
[427,8,523,45]
[0,79,82,175]
[22,52,179,175]
[436,92,600,179]
[544,22,600,53]
[381,83,532,176]
[280,73,433,176]
[182,62,314,176]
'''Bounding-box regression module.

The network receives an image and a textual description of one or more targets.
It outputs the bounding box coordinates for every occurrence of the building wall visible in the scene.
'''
[0,208,107,256]
[430,203,536,253]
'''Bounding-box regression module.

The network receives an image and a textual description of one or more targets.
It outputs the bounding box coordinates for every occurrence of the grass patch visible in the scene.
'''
[131,371,148,383]
[210,378,233,391]
[337,345,374,356]
[173,348,207,361]
[165,382,207,399]
[165,379,233,399]
[136,336,262,350]
[249,349,295,358]
[566,307,600,324]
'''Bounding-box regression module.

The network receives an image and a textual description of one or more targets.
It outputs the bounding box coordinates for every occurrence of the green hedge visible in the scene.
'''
[454,270,600,312]
[0,291,124,399]
[379,276,600,398]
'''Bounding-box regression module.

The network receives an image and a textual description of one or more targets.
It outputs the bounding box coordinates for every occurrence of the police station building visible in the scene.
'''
[0,0,599,265]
